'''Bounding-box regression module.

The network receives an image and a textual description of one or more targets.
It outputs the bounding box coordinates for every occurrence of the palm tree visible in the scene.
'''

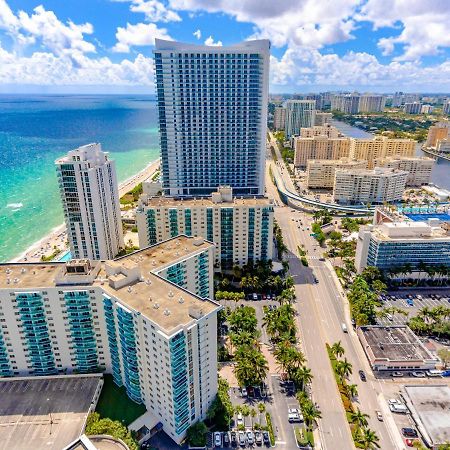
[241,405,251,425]
[346,383,358,399]
[330,341,345,359]
[257,403,265,423]
[350,408,369,428]
[356,428,380,449]
[302,402,322,432]
[418,306,433,324]
[293,366,313,392]
[336,358,353,379]
[417,260,428,283]
[250,408,257,427]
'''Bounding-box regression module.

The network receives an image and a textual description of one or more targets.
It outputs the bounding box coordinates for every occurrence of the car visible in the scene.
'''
[255,431,263,446]
[263,431,270,445]
[247,431,254,445]
[388,398,400,406]
[237,413,244,426]
[392,371,404,377]
[252,293,258,301]
[405,438,415,447]
[411,371,426,378]
[406,299,414,306]
[223,431,231,447]
[376,410,383,421]
[241,387,248,397]
[358,370,367,381]
[387,314,393,321]
[402,428,418,438]
[389,402,408,414]
[230,431,237,447]
[341,323,348,333]
[288,408,303,423]
[319,257,325,261]
[238,431,246,447]
[313,277,318,283]
[214,432,222,447]
[426,369,443,377]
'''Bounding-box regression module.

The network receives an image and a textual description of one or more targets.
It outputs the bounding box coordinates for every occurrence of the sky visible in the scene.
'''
[1,0,450,94]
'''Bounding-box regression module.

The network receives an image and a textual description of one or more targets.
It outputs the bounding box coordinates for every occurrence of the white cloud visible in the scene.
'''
[112,22,172,52]
[204,35,222,46]
[0,43,154,86]
[358,0,450,61]
[193,28,201,39]
[126,0,181,22]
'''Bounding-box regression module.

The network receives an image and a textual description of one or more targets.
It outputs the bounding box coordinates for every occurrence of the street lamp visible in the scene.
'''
[46,398,53,435]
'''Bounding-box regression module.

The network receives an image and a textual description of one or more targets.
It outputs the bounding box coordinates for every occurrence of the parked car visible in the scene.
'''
[411,371,426,378]
[214,432,222,447]
[247,431,255,446]
[359,370,367,381]
[406,299,414,306]
[288,408,303,423]
[230,431,237,447]
[389,401,408,414]
[255,431,263,446]
[426,370,443,377]
[341,323,348,333]
[263,431,270,445]
[223,431,231,447]
[238,431,246,447]
[392,371,403,377]
[402,428,418,438]
[237,413,244,426]
[241,387,248,397]
[376,410,383,421]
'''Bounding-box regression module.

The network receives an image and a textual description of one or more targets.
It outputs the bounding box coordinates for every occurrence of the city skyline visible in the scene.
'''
[1,0,450,93]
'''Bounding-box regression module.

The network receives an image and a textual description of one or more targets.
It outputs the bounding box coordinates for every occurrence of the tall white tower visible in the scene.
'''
[56,143,124,260]
[154,39,270,197]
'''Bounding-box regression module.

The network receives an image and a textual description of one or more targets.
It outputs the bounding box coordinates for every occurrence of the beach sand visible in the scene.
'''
[13,158,160,263]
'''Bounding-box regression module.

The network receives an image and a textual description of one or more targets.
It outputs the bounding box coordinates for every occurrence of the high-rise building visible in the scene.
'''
[136,187,274,270]
[443,100,450,115]
[392,92,404,107]
[314,112,333,126]
[306,158,367,189]
[333,167,408,205]
[0,236,219,445]
[55,143,124,260]
[294,136,351,168]
[349,136,415,168]
[273,107,287,130]
[355,221,450,274]
[425,122,449,148]
[153,39,270,197]
[404,102,422,114]
[358,95,386,113]
[300,124,342,138]
[331,94,360,114]
[421,104,434,114]
[374,156,435,186]
[284,100,316,138]
[437,138,450,153]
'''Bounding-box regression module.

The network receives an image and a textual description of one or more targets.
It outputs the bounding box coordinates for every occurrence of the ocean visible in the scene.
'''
[0,95,160,262]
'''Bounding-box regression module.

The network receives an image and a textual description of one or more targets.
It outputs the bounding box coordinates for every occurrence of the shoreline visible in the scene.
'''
[11,158,160,263]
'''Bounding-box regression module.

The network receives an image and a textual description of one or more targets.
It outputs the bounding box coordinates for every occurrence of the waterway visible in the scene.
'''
[332,120,450,190]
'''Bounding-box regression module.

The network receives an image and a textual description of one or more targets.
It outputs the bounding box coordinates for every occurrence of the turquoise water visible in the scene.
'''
[0,95,160,262]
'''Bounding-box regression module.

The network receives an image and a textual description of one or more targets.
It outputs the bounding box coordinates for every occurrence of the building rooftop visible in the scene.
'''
[139,195,273,208]
[368,221,449,240]
[0,236,219,334]
[358,326,437,363]
[403,385,450,446]
[336,167,409,177]
[0,375,103,450]
[154,38,270,52]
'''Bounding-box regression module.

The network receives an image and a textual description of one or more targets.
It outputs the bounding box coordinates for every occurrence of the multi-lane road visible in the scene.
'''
[265,134,403,450]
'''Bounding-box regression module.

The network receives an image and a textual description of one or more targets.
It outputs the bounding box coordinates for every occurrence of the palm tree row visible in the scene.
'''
[408,305,450,338]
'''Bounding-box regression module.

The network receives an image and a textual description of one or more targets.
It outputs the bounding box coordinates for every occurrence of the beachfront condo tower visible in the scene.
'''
[55,143,124,260]
[153,39,270,197]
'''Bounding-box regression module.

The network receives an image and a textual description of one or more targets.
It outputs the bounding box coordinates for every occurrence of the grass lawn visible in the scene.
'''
[95,375,146,426]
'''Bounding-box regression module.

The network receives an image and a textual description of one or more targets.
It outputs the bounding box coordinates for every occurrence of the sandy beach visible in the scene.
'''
[13,158,160,263]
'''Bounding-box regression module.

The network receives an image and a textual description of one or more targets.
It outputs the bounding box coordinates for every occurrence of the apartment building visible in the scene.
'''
[294,135,351,168]
[333,167,408,205]
[284,100,316,138]
[425,122,449,148]
[374,156,434,186]
[0,236,219,445]
[349,136,416,169]
[355,221,450,274]
[314,112,333,126]
[358,95,386,113]
[153,39,270,197]
[421,105,434,114]
[331,94,360,114]
[300,124,342,138]
[55,143,124,260]
[136,187,273,270]
[437,138,450,153]
[306,158,367,189]
[404,102,422,114]
[443,100,450,115]
[273,107,286,130]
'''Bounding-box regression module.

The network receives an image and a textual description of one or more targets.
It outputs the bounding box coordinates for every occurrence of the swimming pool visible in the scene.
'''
[405,213,450,222]
[58,250,72,262]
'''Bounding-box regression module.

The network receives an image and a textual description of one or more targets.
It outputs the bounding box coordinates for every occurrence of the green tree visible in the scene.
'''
[336,358,353,379]
[186,421,208,447]
[350,408,369,428]
[330,341,345,358]
[301,401,322,432]
[438,348,450,368]
[346,383,358,399]
[234,345,269,387]
[356,428,380,449]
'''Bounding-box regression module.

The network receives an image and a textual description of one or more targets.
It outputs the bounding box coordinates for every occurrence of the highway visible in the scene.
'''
[265,135,403,450]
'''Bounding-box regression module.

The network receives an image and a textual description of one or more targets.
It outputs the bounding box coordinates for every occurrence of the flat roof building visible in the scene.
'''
[357,326,439,371]
[300,124,342,138]
[285,100,316,138]
[355,221,450,274]
[0,236,220,445]
[426,122,450,148]
[273,106,286,131]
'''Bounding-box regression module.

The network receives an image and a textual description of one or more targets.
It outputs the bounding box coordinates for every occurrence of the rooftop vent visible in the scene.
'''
[153,303,160,309]
[148,296,153,302]
[21,268,26,274]
[127,286,132,293]
[145,279,152,285]
[6,269,11,275]
[168,291,174,298]
[163,309,171,316]
[13,278,19,284]
[179,297,184,304]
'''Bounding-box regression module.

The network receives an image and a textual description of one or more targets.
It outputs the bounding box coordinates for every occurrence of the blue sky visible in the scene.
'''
[1,0,450,93]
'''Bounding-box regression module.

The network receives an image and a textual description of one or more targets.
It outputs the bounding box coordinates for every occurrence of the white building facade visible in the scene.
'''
[0,237,219,445]
[153,39,270,197]
[374,156,435,186]
[56,143,124,260]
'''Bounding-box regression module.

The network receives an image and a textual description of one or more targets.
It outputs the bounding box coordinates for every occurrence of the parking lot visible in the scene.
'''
[377,290,450,327]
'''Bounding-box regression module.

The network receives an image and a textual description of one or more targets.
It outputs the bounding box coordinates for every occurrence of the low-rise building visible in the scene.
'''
[294,136,351,168]
[357,326,439,371]
[374,156,434,186]
[136,187,274,270]
[0,236,220,445]
[306,158,367,189]
[333,167,408,205]
[355,220,450,274]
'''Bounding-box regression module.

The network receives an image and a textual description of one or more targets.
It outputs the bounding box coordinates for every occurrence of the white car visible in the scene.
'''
[288,408,303,423]
[241,387,248,397]
[238,431,246,447]
[214,432,222,447]
[411,371,426,378]
[237,413,244,426]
